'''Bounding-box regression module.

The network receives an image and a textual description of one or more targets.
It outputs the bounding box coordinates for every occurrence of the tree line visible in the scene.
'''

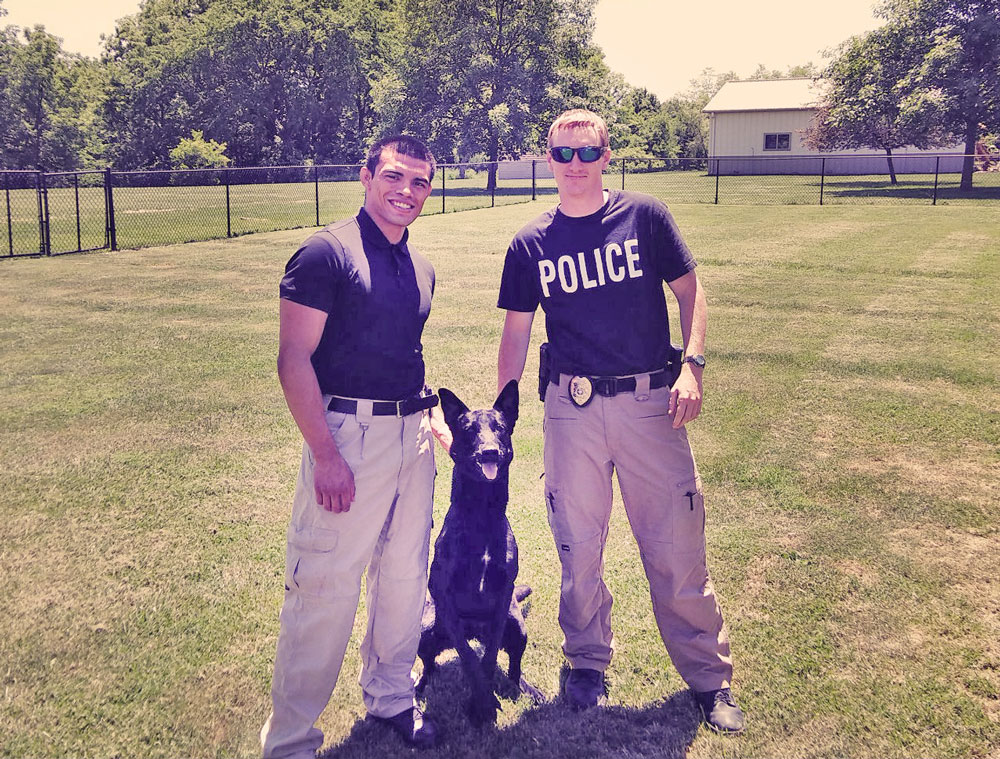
[0,0,814,179]
[1,0,996,191]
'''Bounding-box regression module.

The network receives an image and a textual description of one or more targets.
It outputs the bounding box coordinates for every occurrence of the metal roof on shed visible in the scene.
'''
[703,78,825,113]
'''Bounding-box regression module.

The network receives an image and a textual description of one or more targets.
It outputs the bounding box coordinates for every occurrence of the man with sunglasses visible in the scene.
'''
[496,109,744,734]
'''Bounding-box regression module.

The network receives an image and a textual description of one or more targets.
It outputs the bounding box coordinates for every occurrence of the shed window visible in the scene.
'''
[764,133,791,151]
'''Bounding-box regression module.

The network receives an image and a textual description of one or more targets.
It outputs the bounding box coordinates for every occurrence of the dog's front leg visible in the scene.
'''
[436,596,502,726]
[480,579,515,684]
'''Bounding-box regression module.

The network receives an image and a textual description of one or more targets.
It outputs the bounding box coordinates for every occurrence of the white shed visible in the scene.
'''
[496,155,553,180]
[702,78,963,175]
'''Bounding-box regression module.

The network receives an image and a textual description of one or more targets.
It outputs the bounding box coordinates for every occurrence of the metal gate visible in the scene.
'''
[2,169,110,257]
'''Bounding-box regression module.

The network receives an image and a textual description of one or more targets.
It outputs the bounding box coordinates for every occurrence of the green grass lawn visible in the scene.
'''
[1,203,998,759]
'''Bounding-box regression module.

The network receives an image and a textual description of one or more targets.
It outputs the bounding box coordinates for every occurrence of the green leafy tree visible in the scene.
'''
[613,87,678,161]
[0,25,96,169]
[393,0,562,189]
[804,22,943,183]
[0,4,18,165]
[169,129,230,168]
[810,0,1000,189]
[101,0,395,168]
[886,0,1000,188]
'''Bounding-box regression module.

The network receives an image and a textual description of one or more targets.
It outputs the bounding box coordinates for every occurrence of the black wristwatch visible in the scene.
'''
[682,354,706,369]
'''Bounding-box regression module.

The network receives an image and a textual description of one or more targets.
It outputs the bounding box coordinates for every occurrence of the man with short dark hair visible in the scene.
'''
[261,135,444,756]
[496,109,745,734]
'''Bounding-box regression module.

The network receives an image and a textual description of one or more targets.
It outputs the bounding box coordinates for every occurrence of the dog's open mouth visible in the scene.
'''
[480,462,499,480]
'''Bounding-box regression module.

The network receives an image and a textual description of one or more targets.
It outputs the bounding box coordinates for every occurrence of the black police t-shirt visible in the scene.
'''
[497,190,695,376]
[280,209,434,400]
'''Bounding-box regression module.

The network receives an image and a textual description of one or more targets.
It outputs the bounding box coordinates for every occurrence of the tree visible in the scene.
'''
[0,25,97,169]
[613,87,678,160]
[886,0,1000,188]
[0,5,18,165]
[169,129,230,168]
[392,0,562,190]
[101,0,394,168]
[810,0,1000,189]
[804,22,945,183]
[748,62,821,80]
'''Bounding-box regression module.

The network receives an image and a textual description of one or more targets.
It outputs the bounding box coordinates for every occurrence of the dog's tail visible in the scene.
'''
[514,584,532,602]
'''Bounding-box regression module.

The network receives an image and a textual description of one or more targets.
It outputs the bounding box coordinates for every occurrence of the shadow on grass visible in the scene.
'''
[320,661,701,759]
[822,179,1000,201]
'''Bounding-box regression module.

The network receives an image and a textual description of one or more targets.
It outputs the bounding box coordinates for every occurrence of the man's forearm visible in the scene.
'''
[676,277,707,355]
[497,310,535,393]
[277,351,341,462]
[497,330,530,392]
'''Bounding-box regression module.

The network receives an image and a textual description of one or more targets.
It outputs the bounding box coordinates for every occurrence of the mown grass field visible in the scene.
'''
[4,167,999,256]
[1,201,998,759]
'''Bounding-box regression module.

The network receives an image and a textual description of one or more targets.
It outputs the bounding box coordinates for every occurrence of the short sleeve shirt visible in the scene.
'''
[280,208,435,400]
[497,190,695,376]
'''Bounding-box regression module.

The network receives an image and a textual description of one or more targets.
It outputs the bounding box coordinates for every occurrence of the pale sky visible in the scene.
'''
[4,0,885,100]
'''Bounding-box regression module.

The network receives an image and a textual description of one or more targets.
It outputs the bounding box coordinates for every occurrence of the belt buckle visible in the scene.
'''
[568,376,594,407]
[594,377,617,398]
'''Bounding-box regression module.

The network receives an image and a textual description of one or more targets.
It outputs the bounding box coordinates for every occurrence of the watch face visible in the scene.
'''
[686,355,706,368]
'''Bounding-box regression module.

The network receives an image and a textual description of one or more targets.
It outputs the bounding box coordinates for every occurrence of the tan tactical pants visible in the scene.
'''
[543,375,733,692]
[260,404,435,759]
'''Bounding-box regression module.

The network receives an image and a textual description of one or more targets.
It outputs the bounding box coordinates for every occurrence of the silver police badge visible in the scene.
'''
[568,375,594,407]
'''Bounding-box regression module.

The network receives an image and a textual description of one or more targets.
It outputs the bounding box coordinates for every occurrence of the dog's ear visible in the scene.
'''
[493,380,519,426]
[438,387,469,430]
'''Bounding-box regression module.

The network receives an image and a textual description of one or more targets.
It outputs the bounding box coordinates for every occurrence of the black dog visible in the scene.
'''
[416,380,543,725]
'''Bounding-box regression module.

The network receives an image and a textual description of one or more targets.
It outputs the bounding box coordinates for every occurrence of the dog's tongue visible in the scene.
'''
[481,462,499,480]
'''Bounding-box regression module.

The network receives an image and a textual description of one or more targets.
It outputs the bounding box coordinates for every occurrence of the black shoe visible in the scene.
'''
[564,668,606,710]
[694,688,745,734]
[369,706,439,749]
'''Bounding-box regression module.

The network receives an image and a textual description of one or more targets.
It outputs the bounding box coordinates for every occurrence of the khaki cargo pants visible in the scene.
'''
[260,403,435,759]
[543,374,732,692]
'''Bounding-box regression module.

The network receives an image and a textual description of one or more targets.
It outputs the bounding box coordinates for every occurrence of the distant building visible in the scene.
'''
[496,155,553,181]
[702,78,963,175]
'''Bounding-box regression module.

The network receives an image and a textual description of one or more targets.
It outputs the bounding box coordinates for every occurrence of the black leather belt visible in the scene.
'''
[551,369,671,398]
[326,392,439,416]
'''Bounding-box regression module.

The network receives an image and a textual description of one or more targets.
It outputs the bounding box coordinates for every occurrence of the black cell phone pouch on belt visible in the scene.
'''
[538,342,551,401]
[666,342,684,386]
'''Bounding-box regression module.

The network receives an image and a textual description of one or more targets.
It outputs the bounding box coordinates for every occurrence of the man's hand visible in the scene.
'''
[312,452,356,513]
[429,407,453,454]
[668,365,703,428]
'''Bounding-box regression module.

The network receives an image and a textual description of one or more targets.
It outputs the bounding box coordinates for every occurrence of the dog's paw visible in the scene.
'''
[414,673,429,696]
[467,692,502,726]
[519,676,545,703]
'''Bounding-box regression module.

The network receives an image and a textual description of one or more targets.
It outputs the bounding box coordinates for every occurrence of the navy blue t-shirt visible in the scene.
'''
[280,208,434,400]
[497,190,695,376]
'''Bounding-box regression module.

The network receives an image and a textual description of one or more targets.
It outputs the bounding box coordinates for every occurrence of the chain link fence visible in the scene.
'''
[619,154,1000,206]
[3,154,997,258]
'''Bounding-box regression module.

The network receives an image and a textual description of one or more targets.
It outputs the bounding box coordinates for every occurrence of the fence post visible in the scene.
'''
[4,172,12,256]
[932,156,940,206]
[714,163,720,205]
[74,172,82,252]
[38,172,51,256]
[531,160,536,201]
[441,169,445,214]
[314,164,320,226]
[491,163,496,208]
[105,167,117,251]
[819,158,826,206]
[225,168,232,238]
[621,158,626,191]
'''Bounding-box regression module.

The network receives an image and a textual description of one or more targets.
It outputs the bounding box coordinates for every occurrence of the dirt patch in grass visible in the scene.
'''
[888,526,1000,720]
[846,443,998,505]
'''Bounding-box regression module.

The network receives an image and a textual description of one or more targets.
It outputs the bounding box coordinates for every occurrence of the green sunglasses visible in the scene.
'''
[549,145,606,163]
